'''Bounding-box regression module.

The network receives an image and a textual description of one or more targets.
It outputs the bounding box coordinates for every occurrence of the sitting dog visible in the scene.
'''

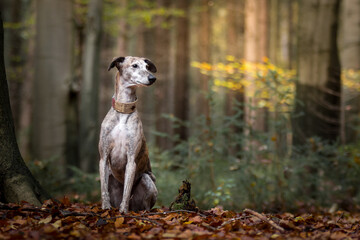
[99,56,158,213]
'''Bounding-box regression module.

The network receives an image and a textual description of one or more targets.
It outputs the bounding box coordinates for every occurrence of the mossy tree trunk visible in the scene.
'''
[0,13,50,206]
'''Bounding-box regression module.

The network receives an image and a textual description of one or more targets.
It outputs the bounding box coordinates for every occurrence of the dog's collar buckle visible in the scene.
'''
[112,97,137,114]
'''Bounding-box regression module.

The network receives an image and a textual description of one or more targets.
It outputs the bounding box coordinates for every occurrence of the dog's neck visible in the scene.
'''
[114,73,137,103]
[112,73,137,114]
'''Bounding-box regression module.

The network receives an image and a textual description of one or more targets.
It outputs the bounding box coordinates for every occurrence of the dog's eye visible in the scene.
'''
[132,64,138,68]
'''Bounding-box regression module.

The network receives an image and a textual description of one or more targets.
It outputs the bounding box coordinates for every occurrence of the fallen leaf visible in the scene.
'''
[114,217,124,228]
[188,215,202,223]
[38,215,52,224]
[52,219,62,228]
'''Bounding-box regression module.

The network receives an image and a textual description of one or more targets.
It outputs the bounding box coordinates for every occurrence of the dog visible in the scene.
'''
[99,56,158,213]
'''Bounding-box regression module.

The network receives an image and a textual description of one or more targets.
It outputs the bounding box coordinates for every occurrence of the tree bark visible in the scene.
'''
[7,0,24,130]
[244,0,269,146]
[79,0,103,172]
[154,0,173,149]
[174,0,190,141]
[293,0,341,145]
[32,0,72,171]
[0,12,50,206]
[197,0,212,121]
[225,0,245,116]
[338,0,360,143]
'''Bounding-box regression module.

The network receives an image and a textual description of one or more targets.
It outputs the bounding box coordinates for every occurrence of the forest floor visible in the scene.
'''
[0,199,359,239]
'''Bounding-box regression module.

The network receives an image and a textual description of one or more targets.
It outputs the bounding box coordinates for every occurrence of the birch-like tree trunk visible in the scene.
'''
[0,13,50,206]
[79,0,103,172]
[293,0,341,145]
[32,0,72,172]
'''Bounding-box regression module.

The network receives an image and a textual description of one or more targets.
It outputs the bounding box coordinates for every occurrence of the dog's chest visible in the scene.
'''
[109,113,143,144]
[106,112,146,180]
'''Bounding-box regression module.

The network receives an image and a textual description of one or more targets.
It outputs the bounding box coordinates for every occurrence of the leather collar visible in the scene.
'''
[112,97,137,114]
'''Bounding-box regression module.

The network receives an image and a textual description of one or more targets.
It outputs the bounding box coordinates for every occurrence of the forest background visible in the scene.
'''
[1,0,360,212]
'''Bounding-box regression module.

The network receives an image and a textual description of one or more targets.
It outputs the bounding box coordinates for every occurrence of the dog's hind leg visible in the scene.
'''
[129,173,158,212]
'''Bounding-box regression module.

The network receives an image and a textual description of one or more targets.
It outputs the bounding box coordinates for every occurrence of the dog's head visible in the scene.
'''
[108,56,157,87]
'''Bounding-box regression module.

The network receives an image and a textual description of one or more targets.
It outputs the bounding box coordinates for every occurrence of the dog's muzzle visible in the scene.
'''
[148,74,156,85]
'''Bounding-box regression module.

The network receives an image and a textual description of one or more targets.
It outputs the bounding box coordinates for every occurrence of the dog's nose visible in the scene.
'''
[148,74,156,84]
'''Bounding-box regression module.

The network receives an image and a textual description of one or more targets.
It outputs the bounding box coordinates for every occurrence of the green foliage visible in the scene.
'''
[27,158,100,203]
[152,108,360,211]
[151,59,360,212]
[103,0,184,36]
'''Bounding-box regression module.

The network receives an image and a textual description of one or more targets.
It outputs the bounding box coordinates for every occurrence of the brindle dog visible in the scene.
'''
[99,56,158,213]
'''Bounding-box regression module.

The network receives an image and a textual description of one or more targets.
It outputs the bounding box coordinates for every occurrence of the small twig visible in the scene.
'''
[60,210,99,217]
[142,209,206,218]
[0,203,50,213]
[335,212,344,224]
[244,208,285,232]
[218,216,245,229]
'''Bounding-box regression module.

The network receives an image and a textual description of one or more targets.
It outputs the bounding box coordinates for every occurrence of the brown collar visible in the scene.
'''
[112,97,137,114]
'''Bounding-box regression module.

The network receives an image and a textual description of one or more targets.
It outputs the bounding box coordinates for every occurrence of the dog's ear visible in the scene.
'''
[144,59,157,73]
[108,57,125,71]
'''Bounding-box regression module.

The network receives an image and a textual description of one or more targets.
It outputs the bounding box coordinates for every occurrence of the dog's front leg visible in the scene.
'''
[119,157,136,213]
[99,158,111,209]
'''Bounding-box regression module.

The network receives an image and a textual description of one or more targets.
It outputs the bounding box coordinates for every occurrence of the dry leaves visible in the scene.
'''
[0,199,359,239]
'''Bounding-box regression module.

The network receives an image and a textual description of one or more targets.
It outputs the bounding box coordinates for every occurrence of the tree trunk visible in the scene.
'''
[0,13,50,206]
[244,0,269,147]
[79,0,103,172]
[154,0,172,149]
[174,0,190,141]
[32,0,72,171]
[225,0,245,116]
[293,0,341,145]
[7,0,24,130]
[197,0,212,121]
[268,0,295,157]
[338,0,360,143]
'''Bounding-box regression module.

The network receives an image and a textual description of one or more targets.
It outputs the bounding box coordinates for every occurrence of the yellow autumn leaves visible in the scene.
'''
[342,69,360,91]
[192,56,296,112]
[193,56,360,112]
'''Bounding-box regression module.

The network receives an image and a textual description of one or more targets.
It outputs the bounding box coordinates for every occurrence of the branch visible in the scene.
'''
[218,216,245,229]
[244,208,285,232]
[0,202,50,213]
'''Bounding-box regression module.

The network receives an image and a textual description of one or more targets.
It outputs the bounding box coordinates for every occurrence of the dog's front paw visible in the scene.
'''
[102,202,111,210]
[119,204,128,214]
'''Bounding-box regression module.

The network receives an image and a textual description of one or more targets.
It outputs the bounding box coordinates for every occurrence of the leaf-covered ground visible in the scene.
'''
[1,199,359,239]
